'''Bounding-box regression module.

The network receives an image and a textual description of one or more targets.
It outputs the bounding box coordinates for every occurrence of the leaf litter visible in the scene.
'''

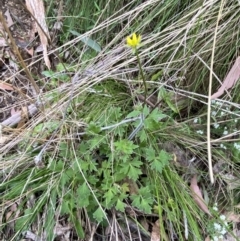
[211,57,240,99]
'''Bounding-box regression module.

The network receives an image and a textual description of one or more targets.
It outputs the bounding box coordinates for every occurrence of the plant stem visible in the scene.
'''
[135,49,147,109]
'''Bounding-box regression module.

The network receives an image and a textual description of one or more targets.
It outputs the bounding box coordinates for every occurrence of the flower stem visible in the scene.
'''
[135,49,147,108]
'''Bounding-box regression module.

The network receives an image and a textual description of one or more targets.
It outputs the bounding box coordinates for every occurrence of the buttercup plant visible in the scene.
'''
[126,32,149,140]
[126,33,147,107]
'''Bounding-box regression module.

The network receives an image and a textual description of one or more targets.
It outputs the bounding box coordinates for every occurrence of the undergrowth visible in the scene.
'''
[0,0,240,240]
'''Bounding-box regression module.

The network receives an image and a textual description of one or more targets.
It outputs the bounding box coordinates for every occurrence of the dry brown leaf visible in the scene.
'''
[25,47,34,56]
[151,219,160,241]
[4,9,14,27]
[0,135,9,144]
[190,175,211,216]
[0,82,14,90]
[24,231,42,241]
[0,38,7,47]
[54,223,72,236]
[35,44,44,53]
[0,9,14,49]
[205,235,211,241]
[223,229,240,241]
[5,203,20,229]
[140,218,149,233]
[11,107,20,116]
[26,0,51,69]
[8,50,19,71]
[211,57,240,99]
[225,211,240,223]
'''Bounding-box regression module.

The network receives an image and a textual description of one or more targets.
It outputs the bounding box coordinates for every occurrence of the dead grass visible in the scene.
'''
[0,0,240,240]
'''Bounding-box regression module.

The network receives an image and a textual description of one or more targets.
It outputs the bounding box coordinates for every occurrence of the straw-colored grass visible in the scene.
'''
[0,0,239,240]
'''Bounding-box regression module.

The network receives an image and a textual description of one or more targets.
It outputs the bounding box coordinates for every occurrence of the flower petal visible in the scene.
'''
[132,33,137,44]
[126,33,141,49]
[126,36,133,47]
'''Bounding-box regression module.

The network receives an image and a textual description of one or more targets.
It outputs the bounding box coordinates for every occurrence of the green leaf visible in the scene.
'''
[79,142,89,152]
[70,30,101,52]
[60,200,70,215]
[49,160,64,172]
[149,108,167,122]
[116,199,125,212]
[119,158,142,181]
[131,187,153,214]
[144,117,158,130]
[42,70,56,78]
[151,70,163,81]
[128,164,142,181]
[158,87,179,113]
[126,109,141,118]
[150,159,165,173]
[145,147,156,161]
[58,143,70,157]
[76,182,90,208]
[109,107,123,120]
[59,73,70,82]
[131,195,141,211]
[15,208,32,232]
[119,163,129,175]
[60,193,75,215]
[150,150,171,173]
[140,198,152,214]
[131,195,152,213]
[32,121,60,137]
[56,63,68,72]
[104,187,118,208]
[159,150,172,163]
[144,109,166,130]
[59,171,70,187]
[44,190,57,240]
[165,98,179,113]
[139,129,147,142]
[143,106,150,116]
[87,135,106,150]
[87,122,102,134]
[158,86,167,99]
[115,140,138,155]
[93,207,106,222]
[69,210,85,238]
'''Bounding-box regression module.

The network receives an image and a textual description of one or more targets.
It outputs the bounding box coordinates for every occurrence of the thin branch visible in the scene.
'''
[207,0,225,184]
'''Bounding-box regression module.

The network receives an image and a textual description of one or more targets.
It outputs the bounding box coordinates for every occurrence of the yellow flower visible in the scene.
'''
[126,33,141,49]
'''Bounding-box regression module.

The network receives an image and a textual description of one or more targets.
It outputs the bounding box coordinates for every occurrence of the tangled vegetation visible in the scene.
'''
[0,0,240,240]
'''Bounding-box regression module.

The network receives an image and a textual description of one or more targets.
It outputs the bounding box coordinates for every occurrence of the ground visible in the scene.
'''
[1,1,240,241]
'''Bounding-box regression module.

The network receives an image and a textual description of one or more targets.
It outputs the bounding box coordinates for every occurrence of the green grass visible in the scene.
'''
[0,0,240,240]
